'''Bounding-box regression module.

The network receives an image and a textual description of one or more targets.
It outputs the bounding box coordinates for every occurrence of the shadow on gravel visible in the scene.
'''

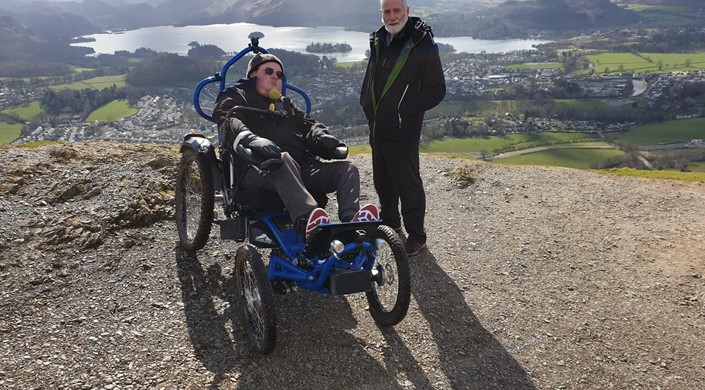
[173,244,533,389]
[403,250,537,389]
[175,247,247,388]
[175,247,392,389]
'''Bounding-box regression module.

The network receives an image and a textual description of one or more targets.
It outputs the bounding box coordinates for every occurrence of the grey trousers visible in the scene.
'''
[240,152,360,222]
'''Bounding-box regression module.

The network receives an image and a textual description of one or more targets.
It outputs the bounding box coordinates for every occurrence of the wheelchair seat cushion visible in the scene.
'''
[235,189,328,211]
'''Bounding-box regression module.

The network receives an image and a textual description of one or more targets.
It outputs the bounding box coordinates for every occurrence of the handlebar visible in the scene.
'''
[329,145,349,160]
[235,144,284,175]
[233,144,347,176]
[225,105,287,121]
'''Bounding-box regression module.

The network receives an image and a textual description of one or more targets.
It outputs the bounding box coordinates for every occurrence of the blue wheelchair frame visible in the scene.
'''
[188,35,382,296]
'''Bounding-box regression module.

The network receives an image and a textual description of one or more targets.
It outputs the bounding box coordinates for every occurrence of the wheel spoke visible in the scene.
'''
[366,226,410,327]
[184,162,202,240]
[374,252,400,311]
[242,266,265,341]
[175,148,214,251]
[235,246,276,353]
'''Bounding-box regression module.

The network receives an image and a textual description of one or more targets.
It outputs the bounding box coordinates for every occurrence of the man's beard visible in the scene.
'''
[384,14,408,35]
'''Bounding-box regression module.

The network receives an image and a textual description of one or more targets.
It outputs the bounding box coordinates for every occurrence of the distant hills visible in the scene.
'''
[0,0,701,66]
[0,16,41,62]
[1,0,654,41]
[3,0,381,34]
[490,0,641,31]
[0,15,93,75]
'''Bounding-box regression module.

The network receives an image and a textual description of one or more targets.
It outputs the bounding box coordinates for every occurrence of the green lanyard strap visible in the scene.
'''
[370,33,424,116]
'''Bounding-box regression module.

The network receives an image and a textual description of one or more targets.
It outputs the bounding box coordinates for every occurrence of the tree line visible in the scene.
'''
[40,85,127,118]
[306,42,352,53]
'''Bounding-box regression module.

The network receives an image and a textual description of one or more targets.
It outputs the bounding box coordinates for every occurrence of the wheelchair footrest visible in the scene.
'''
[329,269,371,295]
[216,217,247,241]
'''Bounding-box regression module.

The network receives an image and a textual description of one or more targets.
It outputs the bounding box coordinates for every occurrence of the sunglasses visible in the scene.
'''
[262,66,284,80]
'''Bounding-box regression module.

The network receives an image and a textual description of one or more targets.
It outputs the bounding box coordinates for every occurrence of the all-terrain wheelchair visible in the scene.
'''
[175,33,410,354]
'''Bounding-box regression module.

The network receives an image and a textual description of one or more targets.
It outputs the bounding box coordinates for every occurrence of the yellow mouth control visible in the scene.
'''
[269,88,282,101]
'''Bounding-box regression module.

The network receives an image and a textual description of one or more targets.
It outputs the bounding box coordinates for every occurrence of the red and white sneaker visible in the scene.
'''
[351,204,379,222]
[305,207,330,238]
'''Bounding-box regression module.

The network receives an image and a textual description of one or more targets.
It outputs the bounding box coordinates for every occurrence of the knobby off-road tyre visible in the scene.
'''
[234,245,276,354]
[175,148,214,252]
[366,225,411,326]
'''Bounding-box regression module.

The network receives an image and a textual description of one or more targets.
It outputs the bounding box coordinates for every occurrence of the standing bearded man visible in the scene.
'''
[360,0,446,256]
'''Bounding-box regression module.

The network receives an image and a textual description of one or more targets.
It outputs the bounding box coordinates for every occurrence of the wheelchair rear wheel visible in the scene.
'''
[175,148,214,251]
[366,225,411,326]
[234,245,276,354]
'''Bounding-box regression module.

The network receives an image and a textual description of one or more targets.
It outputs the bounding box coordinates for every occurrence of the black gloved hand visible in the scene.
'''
[248,136,281,158]
[235,130,281,158]
[318,134,340,150]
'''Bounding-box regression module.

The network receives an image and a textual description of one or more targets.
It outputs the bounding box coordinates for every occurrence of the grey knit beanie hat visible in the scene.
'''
[246,53,284,77]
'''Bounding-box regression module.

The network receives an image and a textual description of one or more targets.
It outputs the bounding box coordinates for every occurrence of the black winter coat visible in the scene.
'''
[212,78,336,167]
[360,17,446,143]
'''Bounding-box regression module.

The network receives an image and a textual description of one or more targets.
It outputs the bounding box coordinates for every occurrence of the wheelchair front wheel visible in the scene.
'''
[234,245,276,354]
[366,225,411,326]
[175,148,214,251]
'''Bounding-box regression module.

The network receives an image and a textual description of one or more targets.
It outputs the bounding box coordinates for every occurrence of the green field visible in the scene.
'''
[491,148,625,169]
[335,61,367,69]
[349,144,371,154]
[84,99,137,123]
[584,52,705,74]
[1,100,43,120]
[606,118,705,145]
[0,122,22,143]
[422,132,603,154]
[427,101,476,117]
[555,99,610,109]
[600,167,705,182]
[50,75,127,90]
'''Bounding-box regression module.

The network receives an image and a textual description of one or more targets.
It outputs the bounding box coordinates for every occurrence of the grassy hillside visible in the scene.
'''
[50,75,127,91]
[0,122,22,143]
[1,101,43,120]
[84,99,137,123]
[606,118,705,145]
[421,132,603,155]
[600,167,705,182]
[492,148,625,169]
[584,52,705,74]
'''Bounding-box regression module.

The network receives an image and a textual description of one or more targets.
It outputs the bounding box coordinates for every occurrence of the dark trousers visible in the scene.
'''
[371,137,426,244]
[241,152,359,222]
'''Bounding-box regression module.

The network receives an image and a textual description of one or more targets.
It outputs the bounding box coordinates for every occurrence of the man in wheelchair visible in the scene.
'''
[212,53,378,238]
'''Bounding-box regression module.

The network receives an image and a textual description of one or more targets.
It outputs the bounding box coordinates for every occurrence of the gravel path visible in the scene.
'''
[1,142,704,389]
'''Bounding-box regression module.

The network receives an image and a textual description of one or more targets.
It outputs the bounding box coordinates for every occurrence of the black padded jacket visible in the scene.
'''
[212,77,335,167]
[360,17,446,143]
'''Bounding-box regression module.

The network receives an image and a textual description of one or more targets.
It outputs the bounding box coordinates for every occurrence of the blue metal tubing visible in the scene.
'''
[285,84,312,114]
[193,76,219,122]
[193,46,312,122]
[268,240,376,294]
[257,210,306,259]
[218,46,259,92]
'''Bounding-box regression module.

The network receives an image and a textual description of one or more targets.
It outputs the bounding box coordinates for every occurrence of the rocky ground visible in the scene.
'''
[1,141,704,389]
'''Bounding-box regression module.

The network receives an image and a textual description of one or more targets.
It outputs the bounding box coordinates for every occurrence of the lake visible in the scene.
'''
[73,23,551,62]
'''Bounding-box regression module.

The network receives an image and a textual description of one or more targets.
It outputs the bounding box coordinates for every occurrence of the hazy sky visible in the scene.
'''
[43,0,149,3]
